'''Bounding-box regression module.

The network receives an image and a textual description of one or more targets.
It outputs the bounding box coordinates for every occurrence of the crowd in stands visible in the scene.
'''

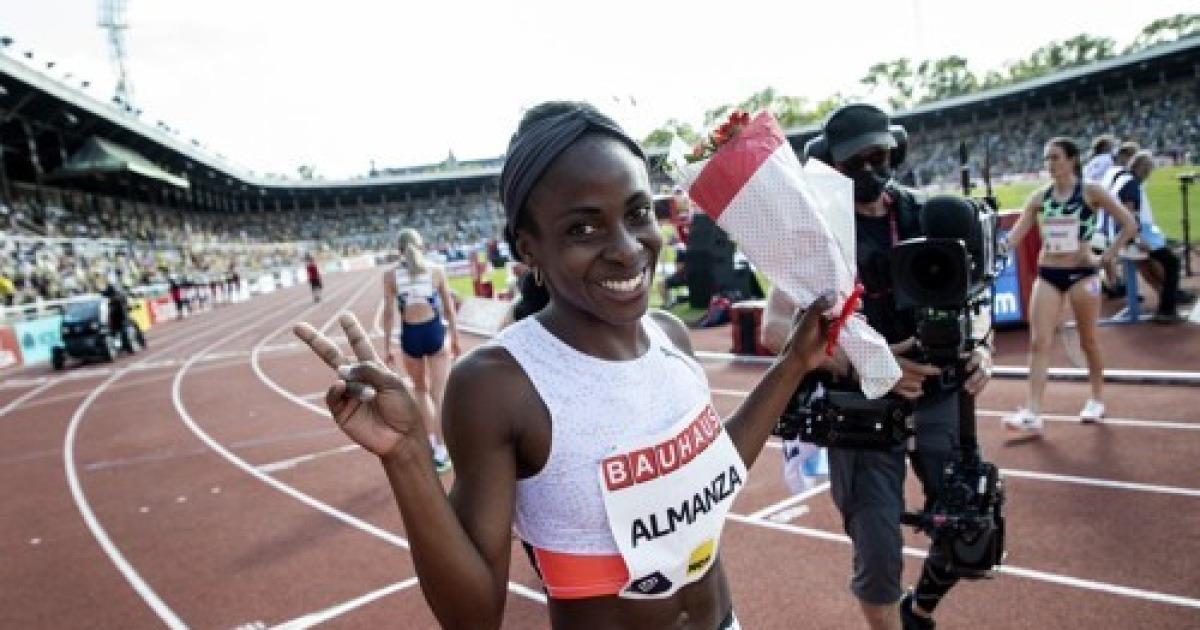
[903,82,1198,187]
[0,183,506,307]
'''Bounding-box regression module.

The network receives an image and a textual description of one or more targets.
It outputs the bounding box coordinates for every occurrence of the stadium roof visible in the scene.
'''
[48,136,190,188]
[0,52,499,198]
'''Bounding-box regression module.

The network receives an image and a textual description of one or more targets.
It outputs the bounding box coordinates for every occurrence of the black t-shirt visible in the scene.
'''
[856,185,923,344]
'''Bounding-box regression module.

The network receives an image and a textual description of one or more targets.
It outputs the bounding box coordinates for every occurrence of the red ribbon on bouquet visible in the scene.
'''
[825,283,864,357]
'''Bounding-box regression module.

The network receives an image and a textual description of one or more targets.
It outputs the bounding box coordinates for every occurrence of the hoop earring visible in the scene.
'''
[532,267,543,286]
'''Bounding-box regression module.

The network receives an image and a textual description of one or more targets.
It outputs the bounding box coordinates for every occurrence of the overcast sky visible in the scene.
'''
[2,0,1195,179]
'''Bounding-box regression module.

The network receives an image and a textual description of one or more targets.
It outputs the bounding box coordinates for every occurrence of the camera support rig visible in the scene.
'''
[900,385,1007,579]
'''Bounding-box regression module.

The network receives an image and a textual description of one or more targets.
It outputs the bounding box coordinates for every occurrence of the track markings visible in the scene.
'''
[1002,469,1200,498]
[727,513,1200,609]
[258,445,360,473]
[271,577,422,630]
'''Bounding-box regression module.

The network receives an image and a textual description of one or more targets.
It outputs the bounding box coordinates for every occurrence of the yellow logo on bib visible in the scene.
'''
[687,539,715,575]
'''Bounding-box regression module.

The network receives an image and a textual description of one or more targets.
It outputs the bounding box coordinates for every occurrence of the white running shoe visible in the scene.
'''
[1003,408,1043,434]
[1080,399,1105,423]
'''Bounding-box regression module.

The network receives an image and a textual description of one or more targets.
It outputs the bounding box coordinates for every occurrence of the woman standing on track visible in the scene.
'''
[295,101,833,629]
[382,228,461,473]
[1001,136,1136,432]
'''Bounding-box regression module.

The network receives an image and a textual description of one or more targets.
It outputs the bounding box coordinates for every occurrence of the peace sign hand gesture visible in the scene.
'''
[293,312,427,457]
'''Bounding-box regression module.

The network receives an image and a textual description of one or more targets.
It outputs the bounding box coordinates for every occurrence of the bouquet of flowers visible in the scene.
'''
[669,110,900,398]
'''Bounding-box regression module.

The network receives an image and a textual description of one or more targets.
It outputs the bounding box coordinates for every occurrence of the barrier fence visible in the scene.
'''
[0,254,382,369]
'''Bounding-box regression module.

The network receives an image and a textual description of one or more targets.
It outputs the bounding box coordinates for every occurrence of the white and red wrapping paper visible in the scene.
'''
[670,112,900,398]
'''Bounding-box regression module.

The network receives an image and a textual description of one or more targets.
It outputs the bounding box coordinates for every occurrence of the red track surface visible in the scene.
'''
[2,268,1197,629]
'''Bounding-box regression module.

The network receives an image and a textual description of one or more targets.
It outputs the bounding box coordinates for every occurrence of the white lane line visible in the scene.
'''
[0,379,55,418]
[64,367,187,628]
[746,482,831,521]
[768,505,810,523]
[726,513,1200,609]
[1001,469,1200,498]
[1,376,50,388]
[694,351,1200,384]
[709,388,1199,431]
[258,445,360,473]
[270,577,421,630]
[977,409,1199,431]
[60,296,307,629]
[372,294,385,338]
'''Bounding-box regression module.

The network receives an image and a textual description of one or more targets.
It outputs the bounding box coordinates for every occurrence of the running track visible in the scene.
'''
[1,268,1197,629]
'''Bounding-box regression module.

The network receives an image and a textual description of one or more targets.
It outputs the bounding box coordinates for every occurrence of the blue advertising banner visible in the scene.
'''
[14,315,63,365]
[991,229,1023,324]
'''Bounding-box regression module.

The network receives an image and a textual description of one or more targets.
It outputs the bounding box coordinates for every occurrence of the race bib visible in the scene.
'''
[1043,216,1080,253]
[599,403,747,599]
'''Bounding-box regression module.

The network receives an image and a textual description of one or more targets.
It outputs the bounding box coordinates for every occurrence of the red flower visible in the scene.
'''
[684,110,754,164]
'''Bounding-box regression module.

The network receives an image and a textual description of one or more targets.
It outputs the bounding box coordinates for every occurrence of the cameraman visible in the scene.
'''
[761,104,993,630]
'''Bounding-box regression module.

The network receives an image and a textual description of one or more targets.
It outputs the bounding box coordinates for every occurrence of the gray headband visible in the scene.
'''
[499,106,645,259]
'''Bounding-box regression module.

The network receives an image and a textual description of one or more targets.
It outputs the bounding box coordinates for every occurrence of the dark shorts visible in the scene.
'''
[309,278,323,290]
[400,317,446,358]
[828,395,959,605]
[1037,265,1097,293]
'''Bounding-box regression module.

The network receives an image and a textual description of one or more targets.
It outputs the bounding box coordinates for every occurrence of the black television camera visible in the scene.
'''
[890,194,1001,368]
[890,194,1007,579]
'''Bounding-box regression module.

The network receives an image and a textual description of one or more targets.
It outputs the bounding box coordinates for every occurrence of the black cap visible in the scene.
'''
[824,104,896,163]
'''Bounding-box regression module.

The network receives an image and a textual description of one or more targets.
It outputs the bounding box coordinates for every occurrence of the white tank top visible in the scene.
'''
[492,315,711,556]
[393,267,439,311]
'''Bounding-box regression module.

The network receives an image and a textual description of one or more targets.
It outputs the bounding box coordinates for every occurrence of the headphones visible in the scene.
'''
[803,124,908,169]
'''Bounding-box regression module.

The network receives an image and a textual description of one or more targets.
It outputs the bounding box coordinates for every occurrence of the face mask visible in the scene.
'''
[851,168,891,203]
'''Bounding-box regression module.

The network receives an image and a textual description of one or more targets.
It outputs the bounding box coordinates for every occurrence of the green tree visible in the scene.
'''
[642,119,702,148]
[1061,34,1117,66]
[1125,13,1199,53]
[916,55,979,103]
[860,58,917,112]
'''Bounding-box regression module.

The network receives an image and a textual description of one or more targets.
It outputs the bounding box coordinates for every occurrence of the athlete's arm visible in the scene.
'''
[435,265,462,356]
[382,270,397,365]
[411,346,531,627]
[1003,186,1045,253]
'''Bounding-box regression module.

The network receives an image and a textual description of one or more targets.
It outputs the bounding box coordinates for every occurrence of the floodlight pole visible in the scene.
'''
[98,0,134,106]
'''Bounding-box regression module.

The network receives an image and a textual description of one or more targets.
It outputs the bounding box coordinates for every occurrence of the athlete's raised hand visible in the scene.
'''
[780,292,835,373]
[293,312,427,457]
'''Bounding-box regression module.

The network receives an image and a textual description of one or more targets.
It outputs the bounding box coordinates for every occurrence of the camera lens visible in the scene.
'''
[911,247,965,294]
